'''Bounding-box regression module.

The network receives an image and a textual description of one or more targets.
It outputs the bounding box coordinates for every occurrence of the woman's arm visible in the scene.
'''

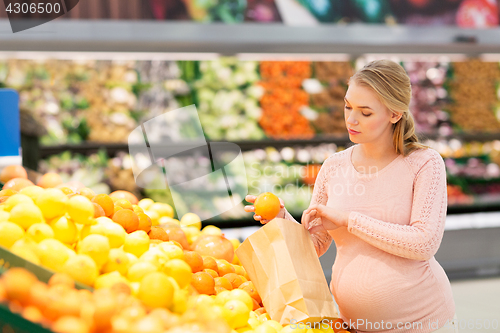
[347,152,447,261]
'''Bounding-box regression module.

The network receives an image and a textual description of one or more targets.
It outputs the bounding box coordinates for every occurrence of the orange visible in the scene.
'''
[48,273,75,289]
[37,172,63,189]
[21,306,44,323]
[252,298,260,311]
[109,190,138,205]
[3,268,37,305]
[3,178,34,191]
[148,226,169,241]
[191,272,215,295]
[217,260,236,277]
[93,203,105,218]
[214,277,232,291]
[52,316,90,333]
[0,165,27,183]
[202,256,219,273]
[214,286,228,295]
[92,194,114,217]
[331,318,346,332]
[223,273,243,289]
[183,251,203,273]
[137,212,152,233]
[254,192,281,220]
[254,307,266,316]
[114,198,133,210]
[132,205,144,214]
[59,187,74,195]
[112,209,139,233]
[114,205,124,215]
[160,226,189,249]
[203,268,218,278]
[77,188,95,201]
[239,281,261,304]
[234,265,246,277]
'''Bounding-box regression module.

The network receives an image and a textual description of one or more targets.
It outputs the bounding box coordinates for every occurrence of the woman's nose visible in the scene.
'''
[346,113,359,126]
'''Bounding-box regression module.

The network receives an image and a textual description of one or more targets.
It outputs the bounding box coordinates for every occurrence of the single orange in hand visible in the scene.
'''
[137,212,152,233]
[184,251,204,273]
[254,192,281,220]
[191,272,215,295]
[112,209,139,233]
[92,194,114,217]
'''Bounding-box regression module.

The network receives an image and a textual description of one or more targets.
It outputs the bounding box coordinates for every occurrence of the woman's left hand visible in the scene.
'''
[302,205,350,233]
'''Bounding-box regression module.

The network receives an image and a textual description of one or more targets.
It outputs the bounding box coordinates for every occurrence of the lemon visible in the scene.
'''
[94,271,129,289]
[3,194,34,212]
[10,245,40,264]
[229,289,253,312]
[80,223,106,240]
[67,195,94,225]
[224,300,250,329]
[36,188,68,220]
[144,210,160,226]
[49,216,78,244]
[180,213,202,230]
[182,226,201,244]
[158,216,180,226]
[101,248,130,276]
[138,198,154,211]
[137,272,174,308]
[38,238,70,272]
[26,223,54,242]
[163,259,192,289]
[0,221,25,248]
[11,237,39,254]
[237,326,254,333]
[127,261,158,282]
[19,186,45,201]
[77,234,110,269]
[263,320,283,332]
[254,324,277,333]
[123,230,150,258]
[63,254,99,286]
[95,216,113,224]
[258,314,271,323]
[171,288,188,314]
[201,225,222,236]
[139,248,169,269]
[101,222,127,248]
[149,203,174,218]
[157,243,184,260]
[248,318,260,329]
[126,252,138,268]
[8,203,44,230]
[130,282,140,297]
[0,210,10,222]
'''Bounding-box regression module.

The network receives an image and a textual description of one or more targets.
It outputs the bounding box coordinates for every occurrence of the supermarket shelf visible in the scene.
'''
[1,20,500,56]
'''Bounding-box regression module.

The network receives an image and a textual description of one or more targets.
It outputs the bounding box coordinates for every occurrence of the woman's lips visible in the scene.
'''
[348,128,360,134]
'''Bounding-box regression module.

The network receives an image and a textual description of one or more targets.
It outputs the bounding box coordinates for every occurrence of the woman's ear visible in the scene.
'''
[391,112,403,124]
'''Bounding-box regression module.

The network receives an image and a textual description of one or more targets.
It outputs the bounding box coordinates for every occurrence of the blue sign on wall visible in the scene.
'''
[0,89,20,157]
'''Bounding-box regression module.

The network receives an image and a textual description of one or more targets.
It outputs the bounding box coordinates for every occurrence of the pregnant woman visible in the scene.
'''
[246,59,458,333]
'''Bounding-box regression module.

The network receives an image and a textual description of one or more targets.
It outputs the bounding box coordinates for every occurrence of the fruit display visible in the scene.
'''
[307,62,353,136]
[446,59,500,132]
[195,57,266,141]
[258,61,316,140]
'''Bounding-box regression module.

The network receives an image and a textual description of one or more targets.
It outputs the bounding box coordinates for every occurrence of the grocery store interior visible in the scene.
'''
[1,1,500,332]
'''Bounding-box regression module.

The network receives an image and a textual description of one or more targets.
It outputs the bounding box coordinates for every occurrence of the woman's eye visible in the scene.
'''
[362,113,372,117]
[344,106,351,110]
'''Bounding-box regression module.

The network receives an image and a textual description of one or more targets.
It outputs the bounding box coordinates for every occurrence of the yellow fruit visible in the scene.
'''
[201,225,222,236]
[8,203,44,230]
[77,234,110,269]
[139,248,169,269]
[263,320,283,332]
[94,271,129,289]
[138,198,154,211]
[80,223,106,240]
[180,213,202,230]
[215,290,232,306]
[254,324,277,333]
[229,289,253,312]
[258,314,271,323]
[49,216,78,244]
[138,272,174,308]
[101,248,130,276]
[26,223,54,242]
[144,210,160,226]
[127,261,158,282]
[150,203,174,218]
[237,326,254,333]
[130,282,140,297]
[63,254,99,286]
[67,195,95,225]
[123,230,150,258]
[126,252,138,268]
[10,245,40,264]
[182,226,201,244]
[35,188,68,220]
[0,210,10,221]
[230,238,241,250]
[157,243,184,260]
[11,237,39,254]
[38,238,70,272]
[163,259,192,289]
[248,318,261,329]
[3,194,34,212]
[281,324,307,333]
[101,222,127,248]
[224,299,251,329]
[171,288,189,314]
[158,216,180,226]
[0,221,25,248]
[19,186,45,201]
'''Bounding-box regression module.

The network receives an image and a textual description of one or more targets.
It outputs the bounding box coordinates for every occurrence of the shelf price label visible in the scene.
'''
[3,0,79,33]
[0,89,21,167]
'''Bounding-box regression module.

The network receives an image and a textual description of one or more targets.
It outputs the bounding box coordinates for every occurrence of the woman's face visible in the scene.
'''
[344,81,401,144]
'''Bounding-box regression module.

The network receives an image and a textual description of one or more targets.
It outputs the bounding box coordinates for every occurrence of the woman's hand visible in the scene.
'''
[302,204,350,233]
[244,194,285,225]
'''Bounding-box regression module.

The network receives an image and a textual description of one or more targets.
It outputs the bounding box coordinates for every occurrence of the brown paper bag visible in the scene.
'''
[235,218,339,325]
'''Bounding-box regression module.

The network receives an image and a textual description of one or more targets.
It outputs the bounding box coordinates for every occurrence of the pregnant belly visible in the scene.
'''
[331,253,443,330]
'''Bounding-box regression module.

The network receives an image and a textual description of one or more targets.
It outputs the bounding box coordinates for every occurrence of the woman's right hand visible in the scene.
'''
[244,194,285,225]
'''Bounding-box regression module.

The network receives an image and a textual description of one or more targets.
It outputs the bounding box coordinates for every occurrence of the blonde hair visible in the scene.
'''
[349,59,429,156]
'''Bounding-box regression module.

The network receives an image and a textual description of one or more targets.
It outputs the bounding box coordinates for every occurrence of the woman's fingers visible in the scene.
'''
[245,195,256,203]
[278,198,285,208]
[244,205,255,213]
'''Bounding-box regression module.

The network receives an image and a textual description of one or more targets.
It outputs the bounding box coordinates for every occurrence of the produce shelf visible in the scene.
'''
[1,20,500,55]
[0,303,53,333]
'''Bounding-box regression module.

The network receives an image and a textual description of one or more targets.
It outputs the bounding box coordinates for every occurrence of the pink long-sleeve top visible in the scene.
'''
[284,144,455,333]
